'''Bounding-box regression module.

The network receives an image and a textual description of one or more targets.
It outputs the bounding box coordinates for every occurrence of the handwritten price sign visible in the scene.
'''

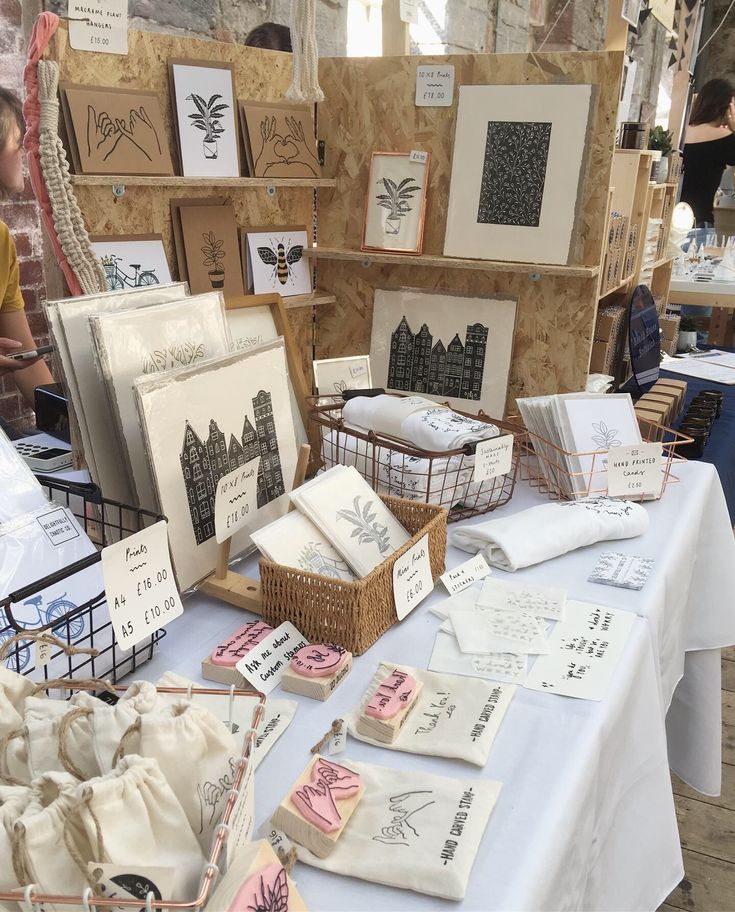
[214,463,259,543]
[606,442,662,498]
[101,521,183,649]
[393,533,433,621]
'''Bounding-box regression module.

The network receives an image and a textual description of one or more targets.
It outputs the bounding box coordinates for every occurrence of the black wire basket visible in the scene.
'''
[0,477,166,682]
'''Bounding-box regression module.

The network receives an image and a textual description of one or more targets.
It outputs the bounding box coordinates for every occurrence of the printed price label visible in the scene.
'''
[606,442,663,498]
[393,533,433,621]
[400,0,419,23]
[328,719,347,755]
[415,65,455,107]
[259,824,294,859]
[473,435,514,483]
[440,553,492,595]
[36,507,80,547]
[35,641,52,669]
[409,149,429,164]
[235,621,309,695]
[69,0,128,55]
[101,521,183,649]
[214,462,259,543]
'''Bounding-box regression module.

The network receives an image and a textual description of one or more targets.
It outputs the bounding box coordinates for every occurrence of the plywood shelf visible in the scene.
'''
[69,175,336,189]
[304,247,600,278]
[598,274,634,299]
[283,290,336,309]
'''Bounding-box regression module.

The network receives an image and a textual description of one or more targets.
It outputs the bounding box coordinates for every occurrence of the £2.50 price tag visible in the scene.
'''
[101,521,183,649]
[214,462,259,543]
[606,442,663,498]
[393,533,433,621]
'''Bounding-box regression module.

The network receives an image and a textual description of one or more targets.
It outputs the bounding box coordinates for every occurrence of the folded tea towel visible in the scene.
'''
[342,394,443,440]
[451,497,649,571]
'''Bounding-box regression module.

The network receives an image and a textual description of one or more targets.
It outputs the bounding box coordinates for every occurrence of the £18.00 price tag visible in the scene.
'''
[606,442,663,498]
[473,435,514,483]
[214,462,259,543]
[101,521,183,649]
[393,533,433,621]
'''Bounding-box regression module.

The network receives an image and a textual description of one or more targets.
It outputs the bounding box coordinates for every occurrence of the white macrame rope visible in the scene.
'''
[286,0,324,104]
[37,60,107,295]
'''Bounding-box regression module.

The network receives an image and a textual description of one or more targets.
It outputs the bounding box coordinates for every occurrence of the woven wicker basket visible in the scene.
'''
[259,495,448,655]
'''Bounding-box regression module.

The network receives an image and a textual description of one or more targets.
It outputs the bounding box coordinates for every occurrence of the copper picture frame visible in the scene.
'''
[361,151,430,256]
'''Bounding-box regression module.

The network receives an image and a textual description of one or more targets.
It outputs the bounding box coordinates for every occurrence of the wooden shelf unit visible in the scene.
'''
[69,175,336,189]
[283,290,336,310]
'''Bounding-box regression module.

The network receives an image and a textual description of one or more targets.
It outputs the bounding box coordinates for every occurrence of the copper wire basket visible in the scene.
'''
[0,679,266,911]
[310,397,523,522]
[515,419,692,501]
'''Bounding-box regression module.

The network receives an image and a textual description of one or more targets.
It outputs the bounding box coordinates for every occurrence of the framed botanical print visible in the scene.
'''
[313,356,372,398]
[362,152,429,255]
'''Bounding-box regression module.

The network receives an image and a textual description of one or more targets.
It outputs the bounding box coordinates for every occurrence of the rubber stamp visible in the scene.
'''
[280,643,353,701]
[201,619,274,685]
[356,667,422,744]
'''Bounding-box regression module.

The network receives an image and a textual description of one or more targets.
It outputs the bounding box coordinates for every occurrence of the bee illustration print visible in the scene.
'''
[257,238,304,287]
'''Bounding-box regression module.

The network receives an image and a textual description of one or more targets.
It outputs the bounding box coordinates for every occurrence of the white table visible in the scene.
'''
[670,276,735,309]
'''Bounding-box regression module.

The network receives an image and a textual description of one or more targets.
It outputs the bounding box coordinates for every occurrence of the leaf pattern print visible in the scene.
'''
[590,421,621,449]
[477,121,552,227]
[336,496,392,553]
[141,342,206,373]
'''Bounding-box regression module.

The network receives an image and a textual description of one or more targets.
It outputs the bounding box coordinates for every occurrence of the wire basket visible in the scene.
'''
[0,477,165,682]
[310,397,523,522]
[516,420,691,500]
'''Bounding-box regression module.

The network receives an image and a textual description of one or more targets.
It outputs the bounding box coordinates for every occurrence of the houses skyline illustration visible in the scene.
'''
[180,389,284,544]
[387,315,489,399]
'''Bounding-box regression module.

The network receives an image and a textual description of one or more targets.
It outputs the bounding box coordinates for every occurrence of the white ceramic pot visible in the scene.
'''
[677,330,697,352]
[656,156,670,184]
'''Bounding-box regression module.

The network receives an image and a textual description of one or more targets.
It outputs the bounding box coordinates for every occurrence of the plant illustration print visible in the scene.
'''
[201,231,226,289]
[590,421,621,449]
[336,496,392,553]
[141,342,206,373]
[187,93,229,159]
[376,177,422,235]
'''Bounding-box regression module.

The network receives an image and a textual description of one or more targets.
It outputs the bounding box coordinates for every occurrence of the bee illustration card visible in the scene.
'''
[179,204,244,298]
[238,101,320,179]
[243,225,312,297]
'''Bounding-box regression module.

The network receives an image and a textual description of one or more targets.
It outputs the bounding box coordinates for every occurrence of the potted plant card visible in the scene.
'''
[201,230,226,289]
[187,93,228,160]
[362,151,430,255]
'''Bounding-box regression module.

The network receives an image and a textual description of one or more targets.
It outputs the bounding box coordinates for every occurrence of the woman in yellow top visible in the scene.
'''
[0,87,53,407]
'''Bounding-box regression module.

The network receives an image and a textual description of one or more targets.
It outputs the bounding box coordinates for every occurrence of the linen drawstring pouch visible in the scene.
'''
[345,663,516,766]
[113,700,238,853]
[0,786,31,899]
[76,755,206,902]
[0,668,35,739]
[289,757,501,901]
[69,691,139,773]
[0,727,32,786]
[23,707,98,781]
[450,497,650,571]
[118,680,169,715]
[11,771,93,910]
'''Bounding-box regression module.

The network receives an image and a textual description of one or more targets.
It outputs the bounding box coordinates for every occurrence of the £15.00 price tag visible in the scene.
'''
[473,435,514,483]
[214,462,259,543]
[101,521,183,649]
[393,533,433,621]
[606,442,663,498]
[69,0,128,55]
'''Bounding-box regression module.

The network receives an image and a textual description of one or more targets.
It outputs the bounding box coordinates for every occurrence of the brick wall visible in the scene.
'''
[0,0,47,431]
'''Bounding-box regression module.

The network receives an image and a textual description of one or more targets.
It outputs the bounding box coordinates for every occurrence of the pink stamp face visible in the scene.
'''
[289,644,349,678]
[211,621,274,666]
[364,668,417,720]
[230,862,290,912]
[291,758,362,833]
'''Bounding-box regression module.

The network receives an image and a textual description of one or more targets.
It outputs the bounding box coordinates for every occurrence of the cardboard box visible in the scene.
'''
[638,392,673,424]
[589,340,608,373]
[634,408,664,441]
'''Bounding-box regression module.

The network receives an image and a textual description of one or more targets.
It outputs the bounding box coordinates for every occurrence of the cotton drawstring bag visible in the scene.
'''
[0,786,31,899]
[345,663,516,766]
[113,700,238,852]
[0,668,34,738]
[0,727,32,786]
[24,704,100,781]
[69,691,139,773]
[289,757,501,901]
[118,680,168,715]
[76,755,206,901]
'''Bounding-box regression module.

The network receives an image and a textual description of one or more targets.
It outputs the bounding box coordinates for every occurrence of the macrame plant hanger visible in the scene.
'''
[286,0,325,103]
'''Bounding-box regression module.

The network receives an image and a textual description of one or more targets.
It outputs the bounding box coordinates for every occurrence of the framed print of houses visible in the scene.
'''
[369,288,517,417]
[362,152,430,255]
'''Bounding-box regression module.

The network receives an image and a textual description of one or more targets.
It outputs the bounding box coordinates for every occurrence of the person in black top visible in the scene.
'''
[681,78,735,226]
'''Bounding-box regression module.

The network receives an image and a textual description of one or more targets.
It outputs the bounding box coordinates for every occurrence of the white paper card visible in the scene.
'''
[400,0,419,23]
[430,589,482,620]
[441,554,491,595]
[214,462,259,544]
[69,0,128,55]
[429,630,528,684]
[235,621,309,694]
[449,609,549,655]
[415,64,455,107]
[524,600,636,700]
[477,577,566,621]
[588,552,654,591]
[473,435,514,483]
[101,521,183,649]
[393,533,433,620]
[607,443,663,498]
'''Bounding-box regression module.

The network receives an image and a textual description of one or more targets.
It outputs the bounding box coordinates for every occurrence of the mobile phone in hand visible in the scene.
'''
[7,344,53,361]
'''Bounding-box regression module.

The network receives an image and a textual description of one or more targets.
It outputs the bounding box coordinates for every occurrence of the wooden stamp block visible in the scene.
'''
[208,838,308,911]
[280,644,352,701]
[271,756,364,858]
[200,654,247,686]
[356,667,422,744]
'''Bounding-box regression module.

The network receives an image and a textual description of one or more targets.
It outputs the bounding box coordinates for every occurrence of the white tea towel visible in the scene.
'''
[451,498,649,571]
[343,394,441,440]
[401,407,499,452]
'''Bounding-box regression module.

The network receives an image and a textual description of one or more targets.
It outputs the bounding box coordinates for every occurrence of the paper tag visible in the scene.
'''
[235,621,309,694]
[227,761,255,866]
[473,435,514,483]
[393,533,433,621]
[101,521,183,649]
[409,149,429,164]
[606,442,663,497]
[440,554,491,595]
[86,862,174,911]
[36,506,80,547]
[259,824,295,859]
[214,462,259,544]
[415,65,455,107]
[69,0,128,55]
[400,0,419,23]
[328,719,348,755]
[35,641,52,669]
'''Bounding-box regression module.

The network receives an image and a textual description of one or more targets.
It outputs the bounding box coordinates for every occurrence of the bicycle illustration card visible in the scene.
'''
[241,224,311,297]
[90,235,172,293]
[179,204,244,298]
[60,83,174,176]
[238,101,320,179]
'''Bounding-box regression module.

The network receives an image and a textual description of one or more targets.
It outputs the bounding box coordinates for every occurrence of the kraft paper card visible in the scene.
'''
[179,204,244,298]
[239,101,320,179]
[170,197,225,282]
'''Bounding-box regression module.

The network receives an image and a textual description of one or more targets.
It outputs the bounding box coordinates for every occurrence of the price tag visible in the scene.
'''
[101,521,183,649]
[235,621,309,695]
[328,719,347,755]
[400,0,419,23]
[440,554,492,595]
[214,462,259,544]
[393,533,433,621]
[606,442,663,498]
[35,641,52,669]
[473,434,514,483]
[415,65,455,107]
[409,149,429,164]
[69,0,128,55]
[259,824,294,859]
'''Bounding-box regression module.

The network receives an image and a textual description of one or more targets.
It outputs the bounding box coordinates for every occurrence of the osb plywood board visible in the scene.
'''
[314,260,599,412]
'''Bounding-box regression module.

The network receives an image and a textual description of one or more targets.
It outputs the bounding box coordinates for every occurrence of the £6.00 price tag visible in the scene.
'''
[606,442,663,498]
[101,521,183,649]
[393,533,433,621]
[473,435,514,484]
[214,462,259,543]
